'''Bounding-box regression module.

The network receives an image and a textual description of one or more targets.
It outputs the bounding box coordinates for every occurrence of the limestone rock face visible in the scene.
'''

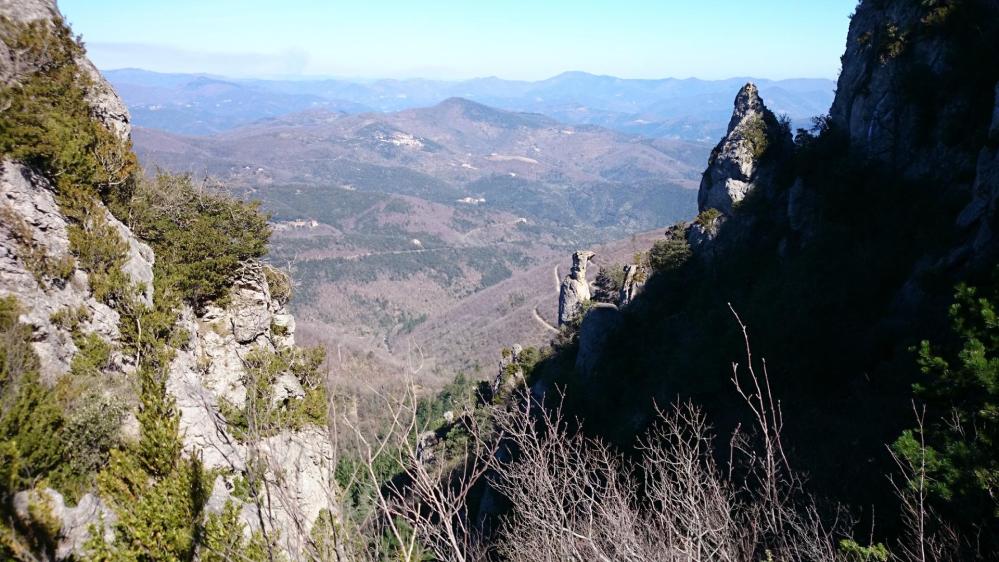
[698,83,788,215]
[0,0,57,25]
[830,0,998,265]
[0,0,143,385]
[165,260,339,556]
[228,262,275,344]
[687,214,724,251]
[0,160,122,382]
[830,1,997,181]
[106,208,155,307]
[494,343,526,396]
[558,250,595,326]
[168,261,298,468]
[77,56,132,139]
[249,428,338,556]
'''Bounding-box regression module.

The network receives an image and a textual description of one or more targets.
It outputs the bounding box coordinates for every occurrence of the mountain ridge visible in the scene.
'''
[104,67,835,140]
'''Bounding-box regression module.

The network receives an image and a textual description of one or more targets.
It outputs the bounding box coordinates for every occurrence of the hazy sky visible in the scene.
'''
[59,0,858,81]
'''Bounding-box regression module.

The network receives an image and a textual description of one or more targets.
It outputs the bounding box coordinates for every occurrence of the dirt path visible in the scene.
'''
[532,307,559,334]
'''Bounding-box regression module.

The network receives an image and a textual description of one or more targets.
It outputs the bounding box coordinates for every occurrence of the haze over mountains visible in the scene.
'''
[107,68,834,141]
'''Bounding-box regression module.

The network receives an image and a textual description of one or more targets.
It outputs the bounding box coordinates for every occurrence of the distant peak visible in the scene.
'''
[436,97,488,110]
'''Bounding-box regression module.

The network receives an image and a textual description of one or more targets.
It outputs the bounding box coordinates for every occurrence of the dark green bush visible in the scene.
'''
[894,275,999,527]
[0,16,137,213]
[645,235,691,274]
[129,173,271,307]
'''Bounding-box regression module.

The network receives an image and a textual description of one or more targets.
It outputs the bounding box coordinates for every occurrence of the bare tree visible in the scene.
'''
[887,404,960,562]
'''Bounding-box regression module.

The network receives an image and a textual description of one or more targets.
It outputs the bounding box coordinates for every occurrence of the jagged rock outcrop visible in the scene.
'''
[107,210,154,307]
[168,263,298,461]
[494,343,526,397]
[831,0,999,266]
[1,2,335,560]
[0,160,120,381]
[166,260,337,558]
[697,83,790,216]
[0,0,144,385]
[618,264,645,306]
[686,214,722,251]
[558,250,595,326]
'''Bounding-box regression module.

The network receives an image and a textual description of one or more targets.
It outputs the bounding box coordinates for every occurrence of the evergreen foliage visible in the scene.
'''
[129,173,271,307]
[644,229,691,274]
[895,275,999,528]
[0,16,137,212]
[201,501,273,562]
[219,346,329,442]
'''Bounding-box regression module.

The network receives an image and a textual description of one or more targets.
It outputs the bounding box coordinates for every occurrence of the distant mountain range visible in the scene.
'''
[106,68,835,140]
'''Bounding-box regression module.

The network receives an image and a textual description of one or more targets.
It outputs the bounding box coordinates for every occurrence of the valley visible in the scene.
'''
[132,97,710,386]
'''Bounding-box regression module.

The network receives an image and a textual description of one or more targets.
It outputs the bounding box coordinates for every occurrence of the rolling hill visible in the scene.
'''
[132,98,708,384]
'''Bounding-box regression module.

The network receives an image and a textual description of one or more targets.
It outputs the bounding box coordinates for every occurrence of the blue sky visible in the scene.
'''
[59,0,858,81]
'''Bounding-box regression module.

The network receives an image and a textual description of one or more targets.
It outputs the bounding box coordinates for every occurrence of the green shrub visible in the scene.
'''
[222,346,329,442]
[68,211,129,304]
[50,305,90,332]
[645,236,691,274]
[594,264,626,300]
[263,264,293,305]
[68,332,112,381]
[201,500,271,562]
[0,16,137,213]
[894,276,999,524]
[878,22,908,64]
[0,298,66,494]
[740,114,770,160]
[839,539,890,561]
[62,392,125,477]
[695,207,723,228]
[129,173,271,307]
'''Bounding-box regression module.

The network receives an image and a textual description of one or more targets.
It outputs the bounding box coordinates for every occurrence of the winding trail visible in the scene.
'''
[527,264,564,334]
[532,307,559,334]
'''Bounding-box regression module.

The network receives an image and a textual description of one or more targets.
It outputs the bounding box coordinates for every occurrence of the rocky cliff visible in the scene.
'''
[0,2,336,559]
[167,263,338,557]
[529,0,999,523]
[828,0,999,268]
